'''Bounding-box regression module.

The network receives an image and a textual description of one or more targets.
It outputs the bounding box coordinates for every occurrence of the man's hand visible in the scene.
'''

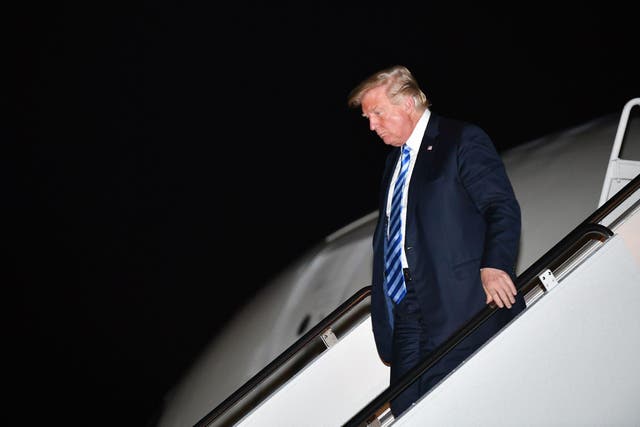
[481,267,517,309]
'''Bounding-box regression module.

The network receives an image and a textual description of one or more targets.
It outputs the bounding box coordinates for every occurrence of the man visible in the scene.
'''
[347,65,525,417]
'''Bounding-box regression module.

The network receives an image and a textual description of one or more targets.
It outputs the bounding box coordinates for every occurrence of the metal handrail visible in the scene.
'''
[194,285,372,427]
[598,97,640,206]
[343,222,613,427]
[588,173,640,225]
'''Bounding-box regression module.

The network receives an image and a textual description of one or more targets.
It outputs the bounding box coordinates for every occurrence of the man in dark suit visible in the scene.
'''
[348,65,525,417]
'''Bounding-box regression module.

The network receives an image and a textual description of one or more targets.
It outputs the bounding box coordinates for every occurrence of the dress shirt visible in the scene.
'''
[386,109,431,268]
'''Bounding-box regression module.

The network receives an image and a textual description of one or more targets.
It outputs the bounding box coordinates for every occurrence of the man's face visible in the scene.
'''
[361,85,414,147]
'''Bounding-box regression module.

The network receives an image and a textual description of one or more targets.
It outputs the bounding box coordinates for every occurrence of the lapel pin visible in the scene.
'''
[427,145,433,151]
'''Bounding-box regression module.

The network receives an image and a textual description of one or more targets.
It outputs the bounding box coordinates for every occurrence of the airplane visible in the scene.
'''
[155,98,640,426]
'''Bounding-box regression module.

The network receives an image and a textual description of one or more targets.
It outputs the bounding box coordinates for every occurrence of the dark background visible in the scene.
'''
[12,2,639,426]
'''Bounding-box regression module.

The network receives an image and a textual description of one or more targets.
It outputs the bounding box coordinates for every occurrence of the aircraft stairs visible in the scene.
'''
[194,99,640,427]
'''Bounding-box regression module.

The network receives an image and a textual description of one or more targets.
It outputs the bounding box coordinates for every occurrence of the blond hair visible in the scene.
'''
[347,65,430,110]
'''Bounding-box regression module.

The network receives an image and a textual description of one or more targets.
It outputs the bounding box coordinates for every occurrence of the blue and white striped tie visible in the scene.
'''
[385,145,411,304]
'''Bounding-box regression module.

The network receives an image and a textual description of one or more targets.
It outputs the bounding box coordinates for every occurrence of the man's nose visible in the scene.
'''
[368,118,377,131]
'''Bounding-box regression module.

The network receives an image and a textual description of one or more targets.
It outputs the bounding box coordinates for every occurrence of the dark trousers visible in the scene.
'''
[389,282,428,417]
[389,281,472,418]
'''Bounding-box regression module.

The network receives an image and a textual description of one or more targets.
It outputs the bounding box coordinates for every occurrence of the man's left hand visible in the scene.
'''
[480,267,517,309]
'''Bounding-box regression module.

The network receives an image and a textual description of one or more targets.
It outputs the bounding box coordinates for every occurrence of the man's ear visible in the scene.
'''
[403,95,415,112]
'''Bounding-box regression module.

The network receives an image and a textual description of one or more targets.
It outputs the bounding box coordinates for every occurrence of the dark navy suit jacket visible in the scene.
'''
[371,113,524,364]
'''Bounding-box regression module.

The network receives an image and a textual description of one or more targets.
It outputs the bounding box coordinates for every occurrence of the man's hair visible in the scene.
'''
[347,65,430,110]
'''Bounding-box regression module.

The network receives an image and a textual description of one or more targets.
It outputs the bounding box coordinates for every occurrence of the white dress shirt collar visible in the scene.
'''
[404,108,430,153]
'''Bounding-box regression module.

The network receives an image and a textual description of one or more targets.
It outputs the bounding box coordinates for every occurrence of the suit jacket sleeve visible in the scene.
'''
[457,124,521,275]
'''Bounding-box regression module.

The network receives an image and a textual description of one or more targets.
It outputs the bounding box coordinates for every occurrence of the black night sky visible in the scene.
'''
[11,2,640,426]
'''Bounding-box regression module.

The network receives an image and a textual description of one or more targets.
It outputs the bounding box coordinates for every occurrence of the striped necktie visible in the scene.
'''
[385,145,411,303]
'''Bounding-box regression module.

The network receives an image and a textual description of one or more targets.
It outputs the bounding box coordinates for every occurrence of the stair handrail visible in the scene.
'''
[589,170,640,226]
[598,97,640,206]
[194,285,372,427]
